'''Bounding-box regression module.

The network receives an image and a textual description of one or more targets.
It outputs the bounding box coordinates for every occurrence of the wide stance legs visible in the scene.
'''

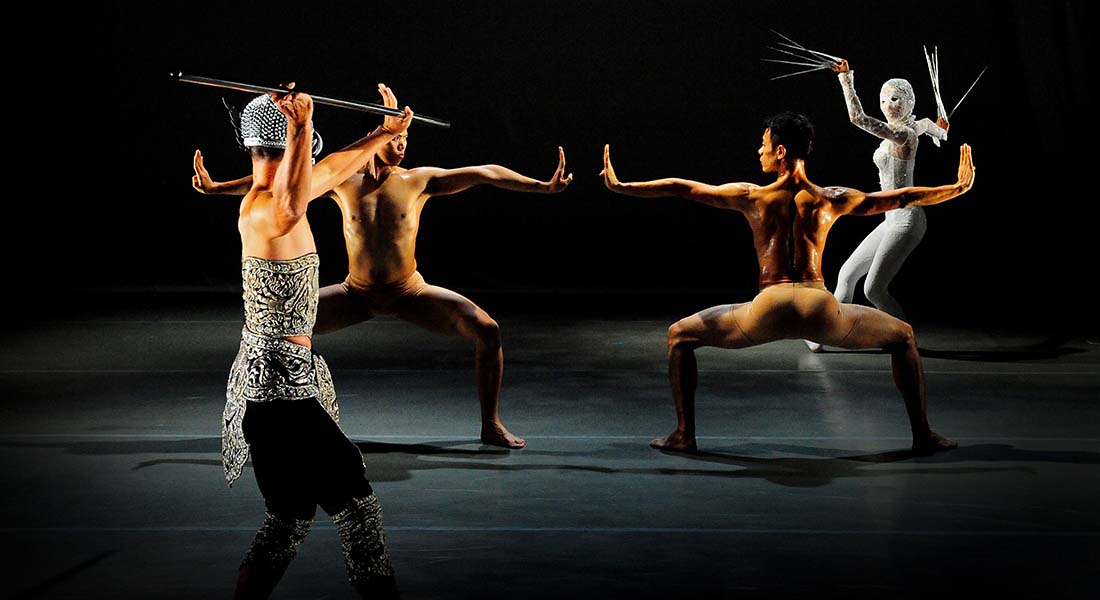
[315,276,525,449]
[654,284,957,454]
[392,284,523,448]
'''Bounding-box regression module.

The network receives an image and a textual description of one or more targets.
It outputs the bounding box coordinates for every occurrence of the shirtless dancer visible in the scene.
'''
[601,112,974,455]
[195,86,573,448]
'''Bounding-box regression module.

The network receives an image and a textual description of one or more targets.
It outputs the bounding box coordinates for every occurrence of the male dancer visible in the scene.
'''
[223,83,412,598]
[601,112,974,455]
[196,86,572,449]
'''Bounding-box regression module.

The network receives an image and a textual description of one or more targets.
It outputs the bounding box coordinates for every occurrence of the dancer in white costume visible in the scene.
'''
[806,59,948,352]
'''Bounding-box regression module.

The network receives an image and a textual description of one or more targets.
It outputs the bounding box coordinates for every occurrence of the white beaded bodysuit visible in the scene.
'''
[832,70,947,319]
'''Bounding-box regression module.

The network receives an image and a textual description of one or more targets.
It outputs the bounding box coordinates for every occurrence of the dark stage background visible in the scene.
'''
[22,0,1090,334]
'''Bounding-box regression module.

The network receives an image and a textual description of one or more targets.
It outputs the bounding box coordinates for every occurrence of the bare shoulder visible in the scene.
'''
[394,166,432,185]
[379,166,433,198]
[394,165,434,183]
[239,188,268,213]
[814,185,863,216]
[814,184,853,205]
[237,190,272,228]
[818,185,851,201]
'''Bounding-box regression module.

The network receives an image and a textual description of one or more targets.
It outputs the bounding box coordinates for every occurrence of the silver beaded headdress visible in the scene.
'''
[235,94,323,157]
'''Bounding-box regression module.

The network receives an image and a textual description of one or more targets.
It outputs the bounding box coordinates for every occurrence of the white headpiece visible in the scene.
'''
[880,78,917,128]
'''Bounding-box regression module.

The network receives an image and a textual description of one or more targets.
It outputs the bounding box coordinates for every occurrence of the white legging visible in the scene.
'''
[834,208,927,319]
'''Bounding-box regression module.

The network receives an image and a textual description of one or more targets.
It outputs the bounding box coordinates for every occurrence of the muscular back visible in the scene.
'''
[604,141,972,291]
[745,182,838,288]
[329,167,432,286]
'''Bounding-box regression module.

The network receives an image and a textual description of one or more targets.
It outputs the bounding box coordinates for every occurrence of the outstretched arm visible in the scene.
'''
[311,83,414,197]
[600,144,757,211]
[193,86,411,200]
[192,150,252,196]
[421,146,573,197]
[830,144,975,216]
[833,60,910,146]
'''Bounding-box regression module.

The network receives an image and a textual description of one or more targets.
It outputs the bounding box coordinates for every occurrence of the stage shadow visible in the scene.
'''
[351,440,621,482]
[628,442,1100,487]
[919,333,1086,362]
[917,345,1086,362]
[691,442,1100,465]
[814,336,1086,362]
[3,438,1096,487]
[0,437,617,482]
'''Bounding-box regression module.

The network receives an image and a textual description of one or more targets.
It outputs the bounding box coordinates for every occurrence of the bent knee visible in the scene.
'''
[667,321,683,345]
[667,320,699,350]
[474,315,501,347]
[885,320,915,349]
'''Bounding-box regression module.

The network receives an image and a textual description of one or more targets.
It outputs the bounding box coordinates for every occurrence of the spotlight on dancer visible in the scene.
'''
[602,113,974,455]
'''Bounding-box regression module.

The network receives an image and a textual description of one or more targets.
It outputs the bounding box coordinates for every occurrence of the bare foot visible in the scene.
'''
[912,431,959,455]
[481,423,526,449]
[649,431,697,452]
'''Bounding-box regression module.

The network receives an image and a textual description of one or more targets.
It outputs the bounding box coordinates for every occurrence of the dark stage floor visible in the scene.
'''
[3,293,1098,599]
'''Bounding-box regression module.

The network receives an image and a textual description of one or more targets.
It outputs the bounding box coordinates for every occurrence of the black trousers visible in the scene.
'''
[242,398,374,520]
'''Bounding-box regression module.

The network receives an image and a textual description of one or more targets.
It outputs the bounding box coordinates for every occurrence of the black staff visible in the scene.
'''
[174,72,451,129]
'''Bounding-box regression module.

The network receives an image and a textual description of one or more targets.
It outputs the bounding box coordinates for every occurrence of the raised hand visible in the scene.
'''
[937,116,950,133]
[957,144,975,191]
[192,149,214,194]
[271,82,313,127]
[600,144,622,191]
[832,59,850,74]
[378,83,413,135]
[547,146,573,193]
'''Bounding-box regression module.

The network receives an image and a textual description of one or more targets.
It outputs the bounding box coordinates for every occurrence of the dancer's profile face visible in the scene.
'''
[380,132,408,166]
[879,84,914,122]
[759,129,780,173]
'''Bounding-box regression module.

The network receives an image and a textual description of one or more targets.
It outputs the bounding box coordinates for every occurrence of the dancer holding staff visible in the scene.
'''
[218,82,412,599]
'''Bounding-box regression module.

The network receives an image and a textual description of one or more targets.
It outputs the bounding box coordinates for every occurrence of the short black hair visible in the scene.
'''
[763,112,814,159]
[249,146,284,160]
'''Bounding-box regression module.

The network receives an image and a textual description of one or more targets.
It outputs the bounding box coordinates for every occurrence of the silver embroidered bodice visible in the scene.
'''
[222,331,340,486]
[242,253,319,338]
[223,253,341,487]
